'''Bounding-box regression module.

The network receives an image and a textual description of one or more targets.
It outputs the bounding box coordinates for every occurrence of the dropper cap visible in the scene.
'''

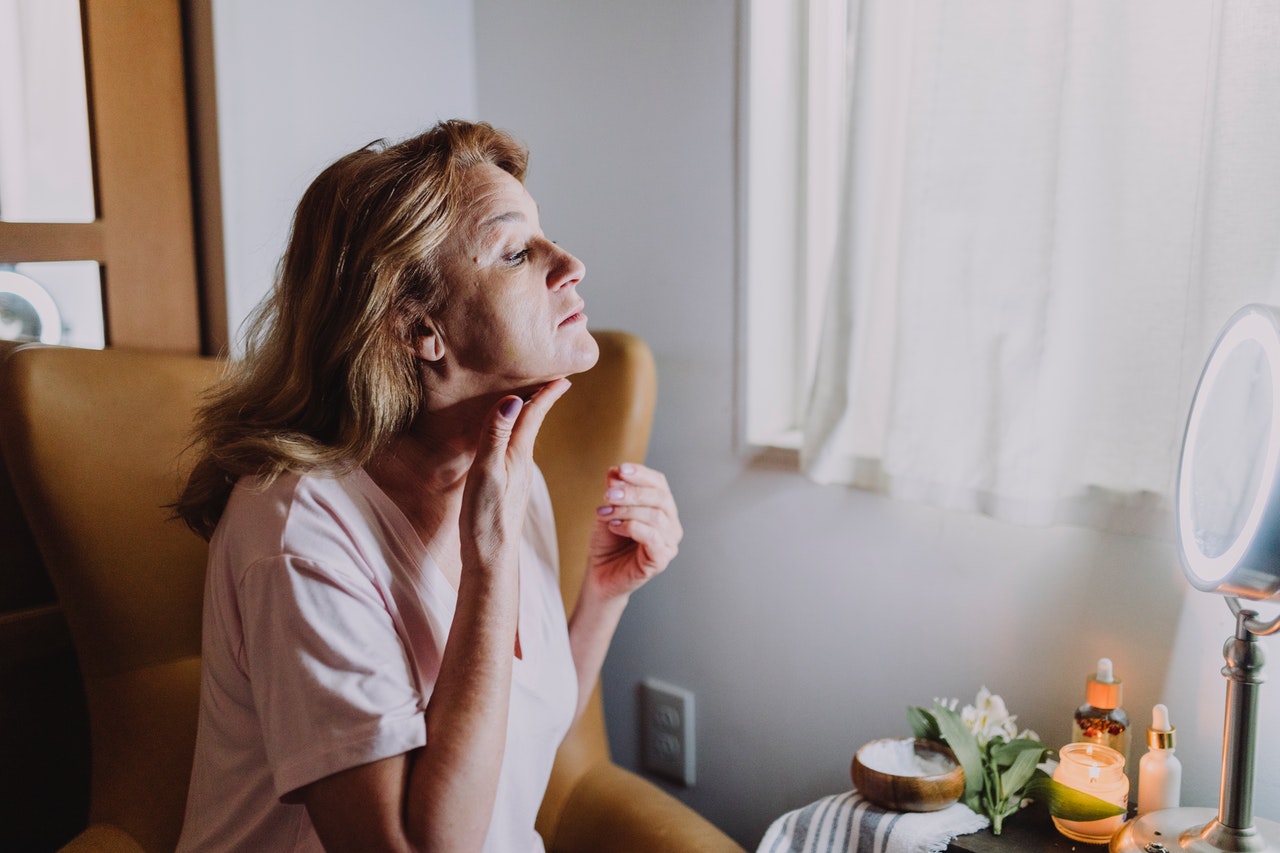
[1085,657,1123,709]
[1147,703,1176,749]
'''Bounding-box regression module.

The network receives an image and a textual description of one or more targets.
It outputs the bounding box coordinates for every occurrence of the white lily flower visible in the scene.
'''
[910,688,1067,836]
[932,696,960,712]
[961,686,1026,746]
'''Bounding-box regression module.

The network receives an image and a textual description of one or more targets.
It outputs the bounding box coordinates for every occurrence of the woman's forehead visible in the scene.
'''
[456,164,539,242]
[459,164,534,216]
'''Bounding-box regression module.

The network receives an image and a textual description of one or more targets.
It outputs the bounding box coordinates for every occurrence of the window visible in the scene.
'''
[740,0,850,454]
[0,0,201,352]
[740,0,1280,532]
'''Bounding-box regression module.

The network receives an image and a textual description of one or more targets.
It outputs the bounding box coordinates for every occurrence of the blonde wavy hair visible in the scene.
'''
[175,120,528,539]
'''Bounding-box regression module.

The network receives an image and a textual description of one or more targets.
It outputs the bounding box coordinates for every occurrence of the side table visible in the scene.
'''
[946,803,1111,852]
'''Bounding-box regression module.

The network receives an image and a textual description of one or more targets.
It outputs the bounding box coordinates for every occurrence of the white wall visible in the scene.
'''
[211,0,477,344]
[210,1,1280,847]
[472,0,1280,847]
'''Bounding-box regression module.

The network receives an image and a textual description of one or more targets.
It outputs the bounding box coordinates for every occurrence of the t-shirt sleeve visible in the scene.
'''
[237,553,428,800]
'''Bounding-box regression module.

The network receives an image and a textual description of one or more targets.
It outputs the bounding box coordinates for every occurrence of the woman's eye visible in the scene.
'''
[504,248,530,266]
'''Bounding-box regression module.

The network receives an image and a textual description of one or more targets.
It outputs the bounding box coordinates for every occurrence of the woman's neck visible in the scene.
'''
[364,401,490,585]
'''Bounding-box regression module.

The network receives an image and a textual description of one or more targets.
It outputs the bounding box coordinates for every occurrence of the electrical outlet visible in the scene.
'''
[640,678,695,786]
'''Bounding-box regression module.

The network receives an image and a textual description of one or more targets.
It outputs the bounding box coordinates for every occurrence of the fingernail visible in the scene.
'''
[597,505,614,516]
[606,488,624,500]
[621,463,636,475]
[500,397,522,420]
[609,519,623,527]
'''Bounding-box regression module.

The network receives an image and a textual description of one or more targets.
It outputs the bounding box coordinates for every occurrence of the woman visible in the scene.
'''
[174,120,681,851]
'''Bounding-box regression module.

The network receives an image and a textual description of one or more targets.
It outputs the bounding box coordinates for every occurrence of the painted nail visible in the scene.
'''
[609,519,623,527]
[597,505,614,516]
[499,397,522,420]
[621,463,636,475]
[606,488,624,500]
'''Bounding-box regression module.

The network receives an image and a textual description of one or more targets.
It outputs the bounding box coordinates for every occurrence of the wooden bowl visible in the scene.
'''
[850,738,965,812]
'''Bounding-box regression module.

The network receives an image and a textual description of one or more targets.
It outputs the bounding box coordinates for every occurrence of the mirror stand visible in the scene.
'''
[1111,606,1280,853]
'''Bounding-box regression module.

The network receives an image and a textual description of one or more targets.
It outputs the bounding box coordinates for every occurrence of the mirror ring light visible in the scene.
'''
[1176,303,1280,631]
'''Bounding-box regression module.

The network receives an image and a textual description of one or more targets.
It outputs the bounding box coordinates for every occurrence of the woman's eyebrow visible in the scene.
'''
[480,210,526,231]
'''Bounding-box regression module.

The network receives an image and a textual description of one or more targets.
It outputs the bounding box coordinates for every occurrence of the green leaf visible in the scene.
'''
[932,703,984,799]
[989,738,1046,766]
[907,706,940,741]
[999,746,1041,798]
[1024,774,1126,821]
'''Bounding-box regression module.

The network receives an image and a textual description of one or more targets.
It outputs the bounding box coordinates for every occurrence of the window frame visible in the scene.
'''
[736,0,849,460]
[0,0,201,352]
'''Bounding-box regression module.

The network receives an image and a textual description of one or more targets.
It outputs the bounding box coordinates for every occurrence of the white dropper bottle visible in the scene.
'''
[1137,703,1181,814]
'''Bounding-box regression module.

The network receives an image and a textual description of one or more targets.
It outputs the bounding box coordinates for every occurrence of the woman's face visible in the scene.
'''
[429,162,599,398]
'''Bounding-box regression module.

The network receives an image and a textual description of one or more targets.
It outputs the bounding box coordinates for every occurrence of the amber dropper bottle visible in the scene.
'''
[1071,657,1130,767]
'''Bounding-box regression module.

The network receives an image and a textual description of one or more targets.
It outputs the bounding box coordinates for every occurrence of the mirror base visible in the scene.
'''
[1110,808,1280,853]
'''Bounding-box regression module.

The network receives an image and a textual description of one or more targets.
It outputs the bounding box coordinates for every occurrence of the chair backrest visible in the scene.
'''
[0,341,57,614]
[0,331,656,852]
[0,341,92,851]
[0,345,221,851]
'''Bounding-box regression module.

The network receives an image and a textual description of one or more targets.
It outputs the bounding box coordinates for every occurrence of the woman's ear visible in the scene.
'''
[412,324,446,362]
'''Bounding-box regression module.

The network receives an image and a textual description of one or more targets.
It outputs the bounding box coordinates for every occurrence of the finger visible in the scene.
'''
[508,378,572,455]
[475,395,523,472]
[596,503,676,534]
[596,504,680,549]
[607,462,669,489]
[606,466,676,510]
[597,517,677,570]
[600,504,682,550]
[600,506,683,550]
[602,490,681,542]
[602,482,676,512]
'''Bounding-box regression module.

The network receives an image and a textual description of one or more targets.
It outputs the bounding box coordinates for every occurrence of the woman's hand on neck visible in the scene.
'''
[364,378,558,550]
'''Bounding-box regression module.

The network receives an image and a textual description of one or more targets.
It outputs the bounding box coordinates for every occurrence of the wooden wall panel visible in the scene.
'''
[83,0,200,351]
[0,0,202,353]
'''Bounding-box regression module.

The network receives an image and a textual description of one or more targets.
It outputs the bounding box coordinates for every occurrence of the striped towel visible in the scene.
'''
[757,790,989,853]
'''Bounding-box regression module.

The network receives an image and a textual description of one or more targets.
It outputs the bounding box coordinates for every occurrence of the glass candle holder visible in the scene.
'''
[1051,742,1129,844]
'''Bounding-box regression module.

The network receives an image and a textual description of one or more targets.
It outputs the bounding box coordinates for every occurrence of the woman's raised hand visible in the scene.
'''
[586,463,683,600]
[460,379,571,571]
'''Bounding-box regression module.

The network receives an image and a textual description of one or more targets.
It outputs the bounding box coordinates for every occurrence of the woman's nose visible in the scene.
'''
[548,244,585,290]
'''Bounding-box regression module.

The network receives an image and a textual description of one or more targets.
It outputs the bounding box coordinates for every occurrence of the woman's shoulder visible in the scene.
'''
[214,468,378,561]
[223,468,356,519]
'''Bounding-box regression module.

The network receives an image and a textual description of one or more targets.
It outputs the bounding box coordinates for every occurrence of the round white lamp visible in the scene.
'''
[0,269,62,345]
[1113,304,1280,853]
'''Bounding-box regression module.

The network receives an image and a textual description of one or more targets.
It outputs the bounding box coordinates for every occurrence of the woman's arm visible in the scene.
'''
[301,553,518,853]
[568,463,683,722]
[299,382,571,851]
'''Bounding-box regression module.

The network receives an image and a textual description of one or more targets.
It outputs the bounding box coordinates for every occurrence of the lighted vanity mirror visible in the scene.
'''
[1113,303,1280,853]
[1177,304,1280,602]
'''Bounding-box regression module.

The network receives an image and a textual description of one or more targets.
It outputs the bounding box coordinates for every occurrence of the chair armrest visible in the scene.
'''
[58,823,145,853]
[547,761,745,853]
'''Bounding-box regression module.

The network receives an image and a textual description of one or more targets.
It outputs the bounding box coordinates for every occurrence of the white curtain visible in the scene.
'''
[802,0,1280,533]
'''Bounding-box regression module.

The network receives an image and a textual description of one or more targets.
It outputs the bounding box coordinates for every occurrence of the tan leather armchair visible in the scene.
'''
[0,332,743,852]
[0,340,90,851]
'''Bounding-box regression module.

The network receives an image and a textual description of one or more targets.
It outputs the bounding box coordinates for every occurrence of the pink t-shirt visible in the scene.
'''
[177,466,577,852]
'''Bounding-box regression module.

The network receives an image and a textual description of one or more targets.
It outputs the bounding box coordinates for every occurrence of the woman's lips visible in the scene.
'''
[559,304,587,326]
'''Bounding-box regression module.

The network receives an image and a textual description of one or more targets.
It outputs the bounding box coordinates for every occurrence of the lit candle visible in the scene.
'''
[1051,742,1129,843]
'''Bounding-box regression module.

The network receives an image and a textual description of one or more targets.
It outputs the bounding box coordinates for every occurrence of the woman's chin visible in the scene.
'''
[567,334,601,376]
[492,337,600,399]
